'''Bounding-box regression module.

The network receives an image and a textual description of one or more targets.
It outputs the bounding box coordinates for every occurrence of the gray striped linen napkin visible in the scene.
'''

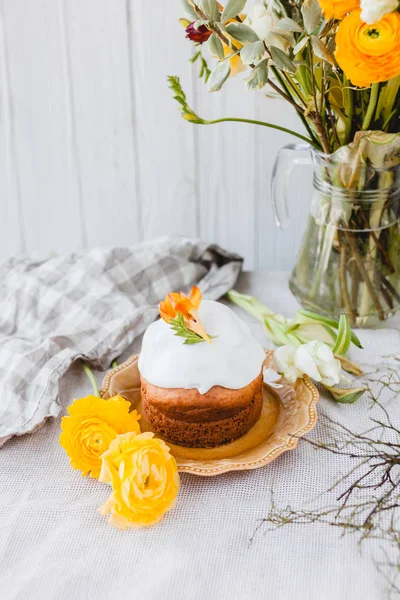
[0,237,242,447]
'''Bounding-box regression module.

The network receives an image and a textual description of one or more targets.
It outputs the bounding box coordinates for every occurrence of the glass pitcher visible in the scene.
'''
[272,143,400,327]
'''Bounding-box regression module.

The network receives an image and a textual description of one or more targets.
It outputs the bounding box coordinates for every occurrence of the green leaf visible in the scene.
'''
[169,312,217,345]
[180,0,198,21]
[208,33,224,59]
[332,314,352,356]
[207,60,231,91]
[311,36,335,65]
[323,384,367,404]
[221,0,247,22]
[335,355,363,377]
[194,19,208,29]
[275,17,303,33]
[240,41,266,66]
[288,323,337,346]
[270,46,296,73]
[225,22,259,42]
[226,290,276,323]
[244,59,268,91]
[189,50,201,63]
[296,310,338,326]
[265,315,302,347]
[301,0,322,35]
[295,310,363,349]
[293,36,309,55]
[200,0,220,21]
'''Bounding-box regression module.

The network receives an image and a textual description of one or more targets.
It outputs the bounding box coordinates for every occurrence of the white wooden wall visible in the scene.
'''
[0,0,311,270]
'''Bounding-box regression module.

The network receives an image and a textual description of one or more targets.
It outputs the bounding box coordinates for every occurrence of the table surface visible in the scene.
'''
[1,272,399,600]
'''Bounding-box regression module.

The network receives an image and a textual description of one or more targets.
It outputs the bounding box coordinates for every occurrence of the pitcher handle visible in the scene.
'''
[271,143,312,229]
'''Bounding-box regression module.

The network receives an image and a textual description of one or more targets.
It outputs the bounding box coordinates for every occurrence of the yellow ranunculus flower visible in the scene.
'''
[60,395,141,479]
[335,9,400,87]
[99,432,180,529]
[318,0,360,20]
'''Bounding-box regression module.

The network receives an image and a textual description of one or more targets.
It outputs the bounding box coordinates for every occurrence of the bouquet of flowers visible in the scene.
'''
[170,0,400,326]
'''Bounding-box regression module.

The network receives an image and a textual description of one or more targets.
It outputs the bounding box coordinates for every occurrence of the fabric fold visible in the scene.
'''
[0,237,243,447]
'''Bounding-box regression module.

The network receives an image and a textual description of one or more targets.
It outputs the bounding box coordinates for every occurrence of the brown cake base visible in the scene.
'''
[141,374,263,448]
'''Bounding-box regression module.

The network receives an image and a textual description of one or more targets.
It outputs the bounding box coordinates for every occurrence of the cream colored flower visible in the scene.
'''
[274,341,341,385]
[245,5,275,39]
[274,346,303,383]
[244,4,290,52]
[294,341,341,386]
[360,0,399,24]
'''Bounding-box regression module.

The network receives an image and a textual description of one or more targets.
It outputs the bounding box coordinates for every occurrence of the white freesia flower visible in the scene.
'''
[274,345,303,383]
[245,5,275,40]
[274,341,341,385]
[263,367,284,388]
[294,341,341,386]
[360,0,399,24]
[244,4,290,52]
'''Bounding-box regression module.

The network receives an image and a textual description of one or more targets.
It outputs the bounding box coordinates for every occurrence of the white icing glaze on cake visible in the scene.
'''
[138,300,265,394]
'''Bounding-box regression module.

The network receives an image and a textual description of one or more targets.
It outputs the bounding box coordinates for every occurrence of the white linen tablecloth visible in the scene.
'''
[1,272,399,600]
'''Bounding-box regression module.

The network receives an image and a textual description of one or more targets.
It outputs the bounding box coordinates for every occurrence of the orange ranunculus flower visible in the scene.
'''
[335,9,400,87]
[318,0,360,19]
[99,432,180,529]
[60,395,141,479]
[159,285,211,342]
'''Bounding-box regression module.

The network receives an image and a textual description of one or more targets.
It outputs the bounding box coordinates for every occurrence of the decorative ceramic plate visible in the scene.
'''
[100,351,319,476]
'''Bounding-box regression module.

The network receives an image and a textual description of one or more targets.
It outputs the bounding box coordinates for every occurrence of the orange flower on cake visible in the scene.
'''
[318,0,360,20]
[335,9,400,87]
[159,285,212,342]
[99,432,180,529]
[59,395,141,478]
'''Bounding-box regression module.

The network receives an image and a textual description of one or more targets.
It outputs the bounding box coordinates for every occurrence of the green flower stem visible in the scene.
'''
[270,65,321,149]
[82,362,100,397]
[343,78,353,145]
[362,83,380,130]
[382,75,400,128]
[202,117,317,147]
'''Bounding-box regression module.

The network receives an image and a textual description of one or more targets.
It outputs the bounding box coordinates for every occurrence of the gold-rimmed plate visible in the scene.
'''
[100,351,319,476]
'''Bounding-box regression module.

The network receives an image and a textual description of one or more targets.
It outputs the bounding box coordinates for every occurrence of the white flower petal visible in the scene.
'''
[313,341,334,364]
[274,345,296,371]
[360,0,399,24]
[294,345,322,382]
[319,359,341,386]
[244,5,277,41]
[285,366,302,383]
[274,345,302,382]
[263,367,284,388]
